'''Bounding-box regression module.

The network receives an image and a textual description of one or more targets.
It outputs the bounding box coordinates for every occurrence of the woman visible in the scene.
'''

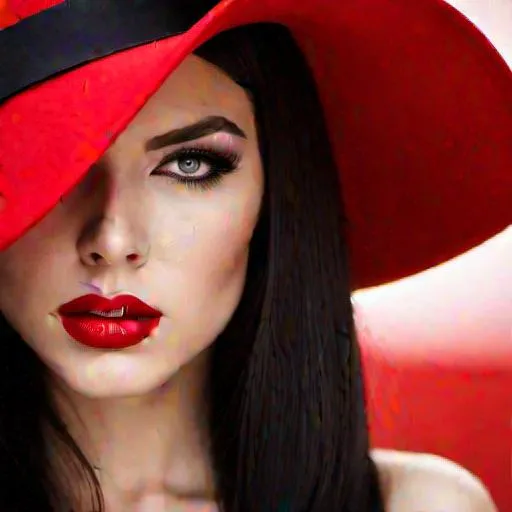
[0,0,509,511]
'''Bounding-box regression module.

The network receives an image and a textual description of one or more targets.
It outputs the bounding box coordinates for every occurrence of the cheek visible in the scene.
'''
[0,234,72,330]
[206,196,260,274]
[152,158,263,270]
[151,182,262,337]
[0,252,47,352]
[0,245,44,312]
[0,202,73,299]
[155,193,260,282]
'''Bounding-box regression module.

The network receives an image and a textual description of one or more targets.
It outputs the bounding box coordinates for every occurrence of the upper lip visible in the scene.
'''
[58,294,162,318]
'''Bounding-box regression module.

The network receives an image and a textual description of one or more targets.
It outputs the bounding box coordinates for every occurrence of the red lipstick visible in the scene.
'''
[58,294,162,350]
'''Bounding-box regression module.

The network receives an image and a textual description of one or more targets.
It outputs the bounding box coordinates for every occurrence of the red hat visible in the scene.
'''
[0,0,511,289]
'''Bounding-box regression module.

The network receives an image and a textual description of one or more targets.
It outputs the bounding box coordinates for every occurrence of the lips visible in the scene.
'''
[58,294,162,350]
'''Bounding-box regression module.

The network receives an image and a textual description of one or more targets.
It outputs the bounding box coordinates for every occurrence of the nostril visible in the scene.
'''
[84,252,145,265]
[90,252,103,263]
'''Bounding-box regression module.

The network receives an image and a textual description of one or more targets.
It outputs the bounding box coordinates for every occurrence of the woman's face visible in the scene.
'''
[0,54,264,397]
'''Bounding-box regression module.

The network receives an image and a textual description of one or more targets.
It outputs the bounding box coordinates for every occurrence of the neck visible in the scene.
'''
[49,349,216,509]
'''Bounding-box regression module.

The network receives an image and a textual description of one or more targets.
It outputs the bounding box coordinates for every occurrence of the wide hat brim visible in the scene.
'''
[0,0,511,290]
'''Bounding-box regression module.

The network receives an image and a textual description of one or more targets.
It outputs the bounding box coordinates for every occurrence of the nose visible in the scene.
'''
[79,217,149,268]
[77,171,150,269]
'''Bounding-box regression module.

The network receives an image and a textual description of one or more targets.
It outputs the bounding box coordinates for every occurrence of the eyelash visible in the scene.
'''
[152,146,241,190]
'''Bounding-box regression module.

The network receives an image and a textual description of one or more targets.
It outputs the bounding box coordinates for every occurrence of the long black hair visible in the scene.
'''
[0,22,383,512]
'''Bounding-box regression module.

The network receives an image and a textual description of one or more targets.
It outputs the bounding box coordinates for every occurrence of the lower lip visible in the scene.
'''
[59,315,161,350]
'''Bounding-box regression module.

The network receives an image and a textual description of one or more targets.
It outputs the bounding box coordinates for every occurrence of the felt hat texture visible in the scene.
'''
[0,0,511,289]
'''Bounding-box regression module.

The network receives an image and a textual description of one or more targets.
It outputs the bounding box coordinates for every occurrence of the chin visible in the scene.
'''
[41,330,202,400]
[26,313,220,400]
[53,354,183,400]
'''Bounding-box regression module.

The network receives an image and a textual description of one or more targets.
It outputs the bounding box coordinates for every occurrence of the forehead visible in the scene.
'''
[128,54,251,132]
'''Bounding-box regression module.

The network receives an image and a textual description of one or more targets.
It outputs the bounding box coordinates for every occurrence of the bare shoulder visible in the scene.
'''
[370,449,498,512]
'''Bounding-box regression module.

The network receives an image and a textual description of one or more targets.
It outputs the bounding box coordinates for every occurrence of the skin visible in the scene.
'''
[373,450,497,512]
[0,54,263,510]
[0,0,506,507]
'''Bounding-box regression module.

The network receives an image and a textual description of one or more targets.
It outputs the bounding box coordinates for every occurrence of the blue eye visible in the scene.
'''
[152,147,241,190]
[177,157,201,174]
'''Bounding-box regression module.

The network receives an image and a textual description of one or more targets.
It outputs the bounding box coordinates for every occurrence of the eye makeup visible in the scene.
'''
[151,141,243,191]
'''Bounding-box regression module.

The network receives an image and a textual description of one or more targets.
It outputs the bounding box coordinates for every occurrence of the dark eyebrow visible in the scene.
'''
[145,115,247,151]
